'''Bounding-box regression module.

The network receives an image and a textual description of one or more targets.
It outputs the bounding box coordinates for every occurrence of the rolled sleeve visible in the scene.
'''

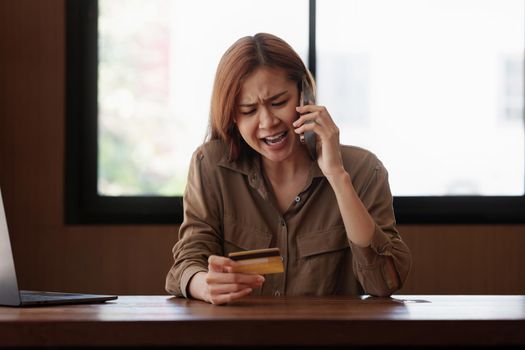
[180,265,208,298]
[165,147,223,298]
[351,160,412,296]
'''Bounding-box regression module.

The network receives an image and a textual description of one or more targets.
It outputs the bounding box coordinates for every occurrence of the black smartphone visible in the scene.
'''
[299,79,317,160]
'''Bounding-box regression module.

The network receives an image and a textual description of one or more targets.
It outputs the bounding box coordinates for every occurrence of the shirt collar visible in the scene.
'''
[310,158,324,178]
[218,153,325,200]
[218,154,267,199]
[219,153,324,178]
[217,154,255,176]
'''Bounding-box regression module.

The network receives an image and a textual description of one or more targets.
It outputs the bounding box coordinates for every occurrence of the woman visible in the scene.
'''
[165,33,411,305]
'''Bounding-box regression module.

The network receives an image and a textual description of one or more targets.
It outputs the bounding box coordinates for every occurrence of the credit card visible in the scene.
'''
[228,248,284,275]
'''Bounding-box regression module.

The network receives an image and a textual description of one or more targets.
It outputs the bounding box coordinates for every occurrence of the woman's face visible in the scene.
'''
[236,66,302,163]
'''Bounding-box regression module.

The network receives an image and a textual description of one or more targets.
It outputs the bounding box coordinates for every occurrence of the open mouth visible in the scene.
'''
[262,131,288,145]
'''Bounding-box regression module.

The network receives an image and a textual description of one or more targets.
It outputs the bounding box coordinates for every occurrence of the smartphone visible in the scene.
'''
[299,79,317,160]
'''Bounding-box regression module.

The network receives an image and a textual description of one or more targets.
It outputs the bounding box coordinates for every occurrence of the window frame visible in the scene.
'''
[65,0,525,224]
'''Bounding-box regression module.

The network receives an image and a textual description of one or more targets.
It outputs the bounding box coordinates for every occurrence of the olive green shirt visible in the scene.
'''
[165,140,411,298]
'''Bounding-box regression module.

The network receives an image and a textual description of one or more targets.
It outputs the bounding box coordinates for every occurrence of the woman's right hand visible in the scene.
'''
[188,255,265,305]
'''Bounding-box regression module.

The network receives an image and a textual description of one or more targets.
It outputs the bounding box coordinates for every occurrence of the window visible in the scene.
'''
[66,0,525,224]
[317,0,524,196]
[97,0,308,197]
[503,55,524,122]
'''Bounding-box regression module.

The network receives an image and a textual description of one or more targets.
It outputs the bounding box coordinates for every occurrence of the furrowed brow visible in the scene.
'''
[238,90,288,107]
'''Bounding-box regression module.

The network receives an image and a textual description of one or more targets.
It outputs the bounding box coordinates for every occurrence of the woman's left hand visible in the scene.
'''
[294,105,345,179]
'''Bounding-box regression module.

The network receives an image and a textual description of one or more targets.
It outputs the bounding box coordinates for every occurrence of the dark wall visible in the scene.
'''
[0,0,524,295]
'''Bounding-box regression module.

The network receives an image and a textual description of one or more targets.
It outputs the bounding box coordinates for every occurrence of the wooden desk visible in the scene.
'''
[0,295,523,348]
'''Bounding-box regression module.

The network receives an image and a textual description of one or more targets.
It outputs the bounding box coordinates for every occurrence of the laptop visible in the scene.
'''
[0,188,118,306]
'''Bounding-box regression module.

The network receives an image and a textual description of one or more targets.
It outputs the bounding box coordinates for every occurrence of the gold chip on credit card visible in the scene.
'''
[228,248,284,275]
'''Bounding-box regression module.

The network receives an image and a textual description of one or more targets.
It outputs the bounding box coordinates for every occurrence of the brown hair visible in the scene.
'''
[207,32,316,161]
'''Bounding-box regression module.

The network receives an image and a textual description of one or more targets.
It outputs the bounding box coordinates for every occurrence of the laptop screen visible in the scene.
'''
[0,189,22,305]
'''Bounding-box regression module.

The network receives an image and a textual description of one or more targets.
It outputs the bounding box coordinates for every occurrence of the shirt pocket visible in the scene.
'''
[222,215,272,255]
[294,226,350,295]
[297,226,349,258]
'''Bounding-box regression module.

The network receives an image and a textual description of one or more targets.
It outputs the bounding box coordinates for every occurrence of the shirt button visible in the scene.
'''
[294,196,301,203]
[280,219,286,227]
[274,290,281,296]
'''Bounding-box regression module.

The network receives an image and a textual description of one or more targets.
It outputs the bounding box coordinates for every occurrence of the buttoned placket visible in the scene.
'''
[246,168,286,295]
[277,215,288,296]
[244,158,322,297]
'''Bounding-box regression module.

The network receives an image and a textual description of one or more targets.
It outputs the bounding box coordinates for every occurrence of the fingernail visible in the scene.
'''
[257,276,265,283]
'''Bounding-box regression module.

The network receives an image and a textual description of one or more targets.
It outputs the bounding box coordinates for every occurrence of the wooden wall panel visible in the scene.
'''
[398,225,525,294]
[0,0,524,296]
